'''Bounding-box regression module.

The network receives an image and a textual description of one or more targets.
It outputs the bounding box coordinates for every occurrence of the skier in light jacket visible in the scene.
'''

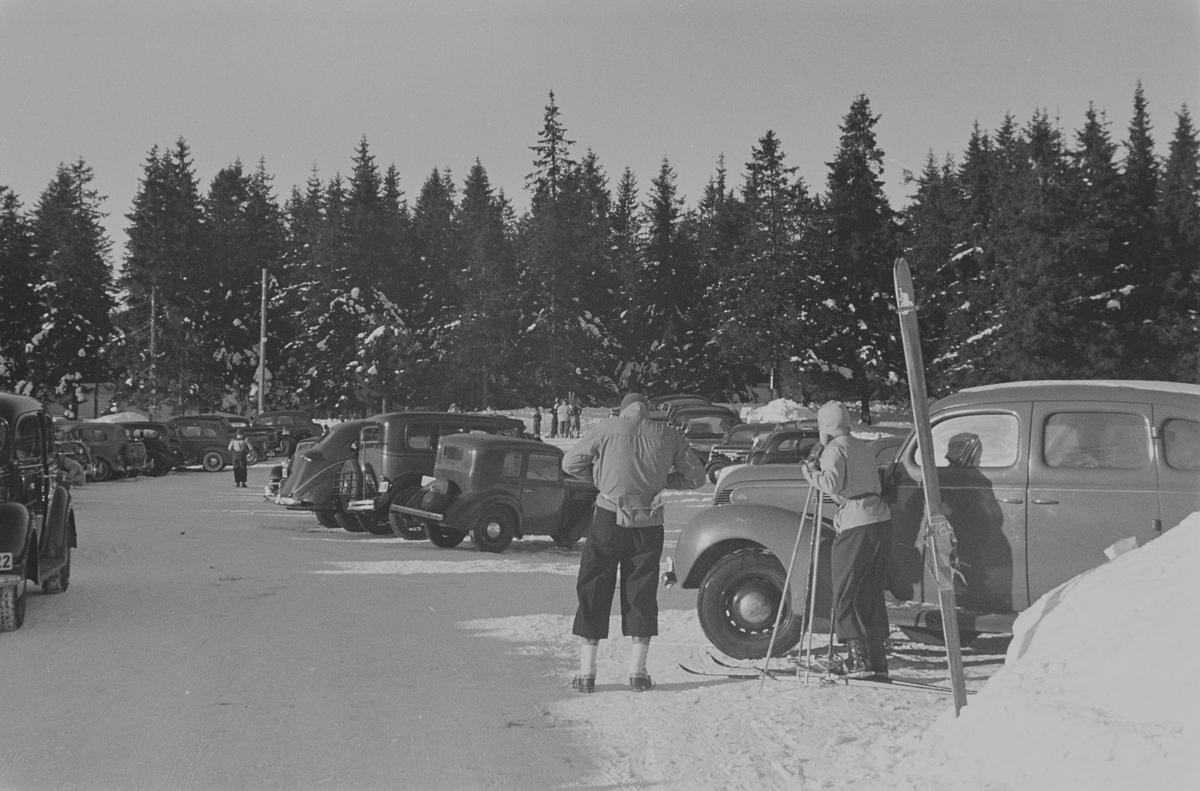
[801,400,892,679]
[563,392,705,693]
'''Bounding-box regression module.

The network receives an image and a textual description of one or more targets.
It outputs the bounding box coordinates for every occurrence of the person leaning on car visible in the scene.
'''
[563,392,705,693]
[800,400,892,680]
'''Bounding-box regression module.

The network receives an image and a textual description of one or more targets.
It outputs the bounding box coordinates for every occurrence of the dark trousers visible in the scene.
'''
[830,520,892,653]
[232,452,248,484]
[572,507,664,640]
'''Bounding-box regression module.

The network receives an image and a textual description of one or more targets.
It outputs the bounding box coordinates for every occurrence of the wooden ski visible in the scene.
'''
[893,257,969,713]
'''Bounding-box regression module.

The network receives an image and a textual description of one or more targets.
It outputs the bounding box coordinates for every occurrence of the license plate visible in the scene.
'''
[0,553,12,571]
[421,475,436,486]
[378,480,389,493]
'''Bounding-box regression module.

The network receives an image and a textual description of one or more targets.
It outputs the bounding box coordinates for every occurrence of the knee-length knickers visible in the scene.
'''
[572,507,664,640]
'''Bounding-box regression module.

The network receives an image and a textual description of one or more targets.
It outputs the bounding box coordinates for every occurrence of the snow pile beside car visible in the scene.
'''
[739,398,817,424]
[906,511,1200,790]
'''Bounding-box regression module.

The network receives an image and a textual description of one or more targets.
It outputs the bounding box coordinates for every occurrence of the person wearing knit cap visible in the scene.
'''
[563,392,705,693]
[801,400,893,679]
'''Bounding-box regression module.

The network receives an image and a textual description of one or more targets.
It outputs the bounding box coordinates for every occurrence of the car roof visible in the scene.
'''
[367,411,524,426]
[935,380,1200,411]
[0,393,44,424]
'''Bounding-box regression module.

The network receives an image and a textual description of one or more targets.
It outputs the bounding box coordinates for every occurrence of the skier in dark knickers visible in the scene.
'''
[801,401,892,679]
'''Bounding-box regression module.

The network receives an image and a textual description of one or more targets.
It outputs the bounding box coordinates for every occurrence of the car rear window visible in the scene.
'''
[407,425,436,450]
[1043,412,1149,469]
[1163,419,1200,471]
[920,413,1019,468]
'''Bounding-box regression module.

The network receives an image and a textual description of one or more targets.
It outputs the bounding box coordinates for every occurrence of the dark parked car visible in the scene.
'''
[669,380,1200,659]
[704,422,785,483]
[340,411,527,536]
[0,393,77,630]
[57,421,147,481]
[744,424,822,468]
[668,405,741,464]
[392,434,598,552]
[168,415,270,471]
[123,421,185,476]
[265,435,322,500]
[273,420,366,530]
[252,410,323,456]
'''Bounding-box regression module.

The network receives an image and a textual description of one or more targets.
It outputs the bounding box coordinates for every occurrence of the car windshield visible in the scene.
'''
[225,417,251,428]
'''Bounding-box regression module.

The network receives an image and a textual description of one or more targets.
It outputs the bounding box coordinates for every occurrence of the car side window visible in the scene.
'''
[500,452,523,479]
[776,439,797,452]
[14,415,42,460]
[526,453,561,482]
[361,426,382,449]
[1043,412,1149,469]
[919,413,1019,468]
[180,425,201,438]
[202,427,218,438]
[407,425,436,451]
[1163,419,1200,471]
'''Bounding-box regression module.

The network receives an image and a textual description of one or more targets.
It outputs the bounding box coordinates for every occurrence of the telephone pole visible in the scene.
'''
[257,268,267,416]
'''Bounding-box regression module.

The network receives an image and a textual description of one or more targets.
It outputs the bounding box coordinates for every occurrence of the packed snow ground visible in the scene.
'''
[458,503,1198,790]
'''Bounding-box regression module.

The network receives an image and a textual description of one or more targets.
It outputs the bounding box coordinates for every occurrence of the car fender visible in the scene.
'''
[377,472,427,511]
[446,490,522,532]
[0,502,32,568]
[675,503,832,607]
[41,484,73,562]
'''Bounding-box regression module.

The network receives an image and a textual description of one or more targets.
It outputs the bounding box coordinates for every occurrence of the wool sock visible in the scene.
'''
[628,636,650,677]
[579,639,599,678]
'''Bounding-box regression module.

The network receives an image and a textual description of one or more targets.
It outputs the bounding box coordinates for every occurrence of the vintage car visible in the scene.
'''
[668,380,1200,660]
[668,404,741,464]
[122,421,185,476]
[340,411,528,536]
[57,421,147,481]
[744,424,822,467]
[0,393,77,630]
[264,435,322,500]
[391,434,598,552]
[168,415,270,471]
[704,422,786,483]
[273,420,366,530]
[252,410,323,457]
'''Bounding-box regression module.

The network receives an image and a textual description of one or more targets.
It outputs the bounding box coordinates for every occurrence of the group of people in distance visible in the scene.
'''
[531,399,581,439]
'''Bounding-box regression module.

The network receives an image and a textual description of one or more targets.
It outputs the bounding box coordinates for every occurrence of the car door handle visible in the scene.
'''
[998,497,1024,504]
[1032,499,1059,505]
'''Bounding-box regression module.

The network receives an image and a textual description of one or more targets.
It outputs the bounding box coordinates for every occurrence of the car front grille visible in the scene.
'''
[712,487,732,506]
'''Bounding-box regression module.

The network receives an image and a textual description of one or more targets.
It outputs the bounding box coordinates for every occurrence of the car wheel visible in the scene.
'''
[41,548,70,594]
[552,511,590,550]
[246,448,262,466]
[471,507,516,553]
[898,626,980,647]
[426,523,466,548]
[359,510,392,536]
[202,451,225,473]
[144,455,164,476]
[387,487,427,540]
[0,579,27,631]
[696,547,803,660]
[335,511,366,533]
[92,457,113,482]
[315,511,340,530]
[706,461,728,484]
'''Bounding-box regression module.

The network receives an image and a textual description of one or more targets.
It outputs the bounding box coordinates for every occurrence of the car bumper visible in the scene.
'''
[390,503,445,523]
[0,573,22,588]
[345,499,377,512]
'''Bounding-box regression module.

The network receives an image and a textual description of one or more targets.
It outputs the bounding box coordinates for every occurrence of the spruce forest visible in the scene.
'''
[1,88,1196,418]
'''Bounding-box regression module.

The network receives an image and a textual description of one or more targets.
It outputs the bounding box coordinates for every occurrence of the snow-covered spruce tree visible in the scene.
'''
[118,140,208,412]
[1157,106,1200,382]
[810,96,902,420]
[200,159,286,413]
[0,184,39,391]
[26,160,116,407]
[609,166,646,390]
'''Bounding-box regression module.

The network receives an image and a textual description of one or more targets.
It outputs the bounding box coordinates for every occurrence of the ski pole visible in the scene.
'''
[759,483,817,687]
[802,497,826,685]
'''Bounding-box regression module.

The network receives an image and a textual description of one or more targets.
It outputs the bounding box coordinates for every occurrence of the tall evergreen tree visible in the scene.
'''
[1158,106,1200,380]
[0,185,38,391]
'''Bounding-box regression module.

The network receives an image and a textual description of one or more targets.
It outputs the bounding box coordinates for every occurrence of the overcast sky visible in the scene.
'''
[1,0,1197,260]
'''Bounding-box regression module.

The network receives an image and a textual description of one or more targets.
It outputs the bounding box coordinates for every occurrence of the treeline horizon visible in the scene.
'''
[1,85,1196,419]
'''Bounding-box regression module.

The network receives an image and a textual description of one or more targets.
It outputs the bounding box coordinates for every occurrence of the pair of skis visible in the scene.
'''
[679,655,968,697]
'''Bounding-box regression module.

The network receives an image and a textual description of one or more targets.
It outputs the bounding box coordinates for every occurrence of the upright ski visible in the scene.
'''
[893,258,969,713]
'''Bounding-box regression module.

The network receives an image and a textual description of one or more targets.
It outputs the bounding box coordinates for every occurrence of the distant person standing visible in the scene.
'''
[532,407,543,438]
[228,429,251,488]
[570,400,582,438]
[563,393,705,693]
[557,400,571,440]
[550,402,560,438]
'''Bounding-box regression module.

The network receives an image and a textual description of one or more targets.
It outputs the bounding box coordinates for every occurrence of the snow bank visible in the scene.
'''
[906,512,1200,790]
[739,398,817,424]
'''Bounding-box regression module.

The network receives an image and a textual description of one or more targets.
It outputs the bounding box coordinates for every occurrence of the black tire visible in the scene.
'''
[426,523,467,548]
[471,507,516,553]
[41,549,70,594]
[0,580,27,631]
[335,510,366,533]
[706,461,729,484]
[202,451,225,473]
[696,547,803,660]
[387,487,427,540]
[246,448,262,466]
[552,511,590,550]
[92,457,113,483]
[898,626,980,647]
[144,455,166,477]
[315,511,340,530]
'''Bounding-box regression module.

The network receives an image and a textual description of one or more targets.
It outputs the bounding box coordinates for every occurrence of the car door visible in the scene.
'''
[1026,401,1158,603]
[892,405,1030,612]
[13,412,49,530]
[521,451,567,535]
[1153,406,1200,535]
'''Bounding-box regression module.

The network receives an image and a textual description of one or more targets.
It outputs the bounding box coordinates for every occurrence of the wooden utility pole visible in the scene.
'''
[257,269,267,416]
